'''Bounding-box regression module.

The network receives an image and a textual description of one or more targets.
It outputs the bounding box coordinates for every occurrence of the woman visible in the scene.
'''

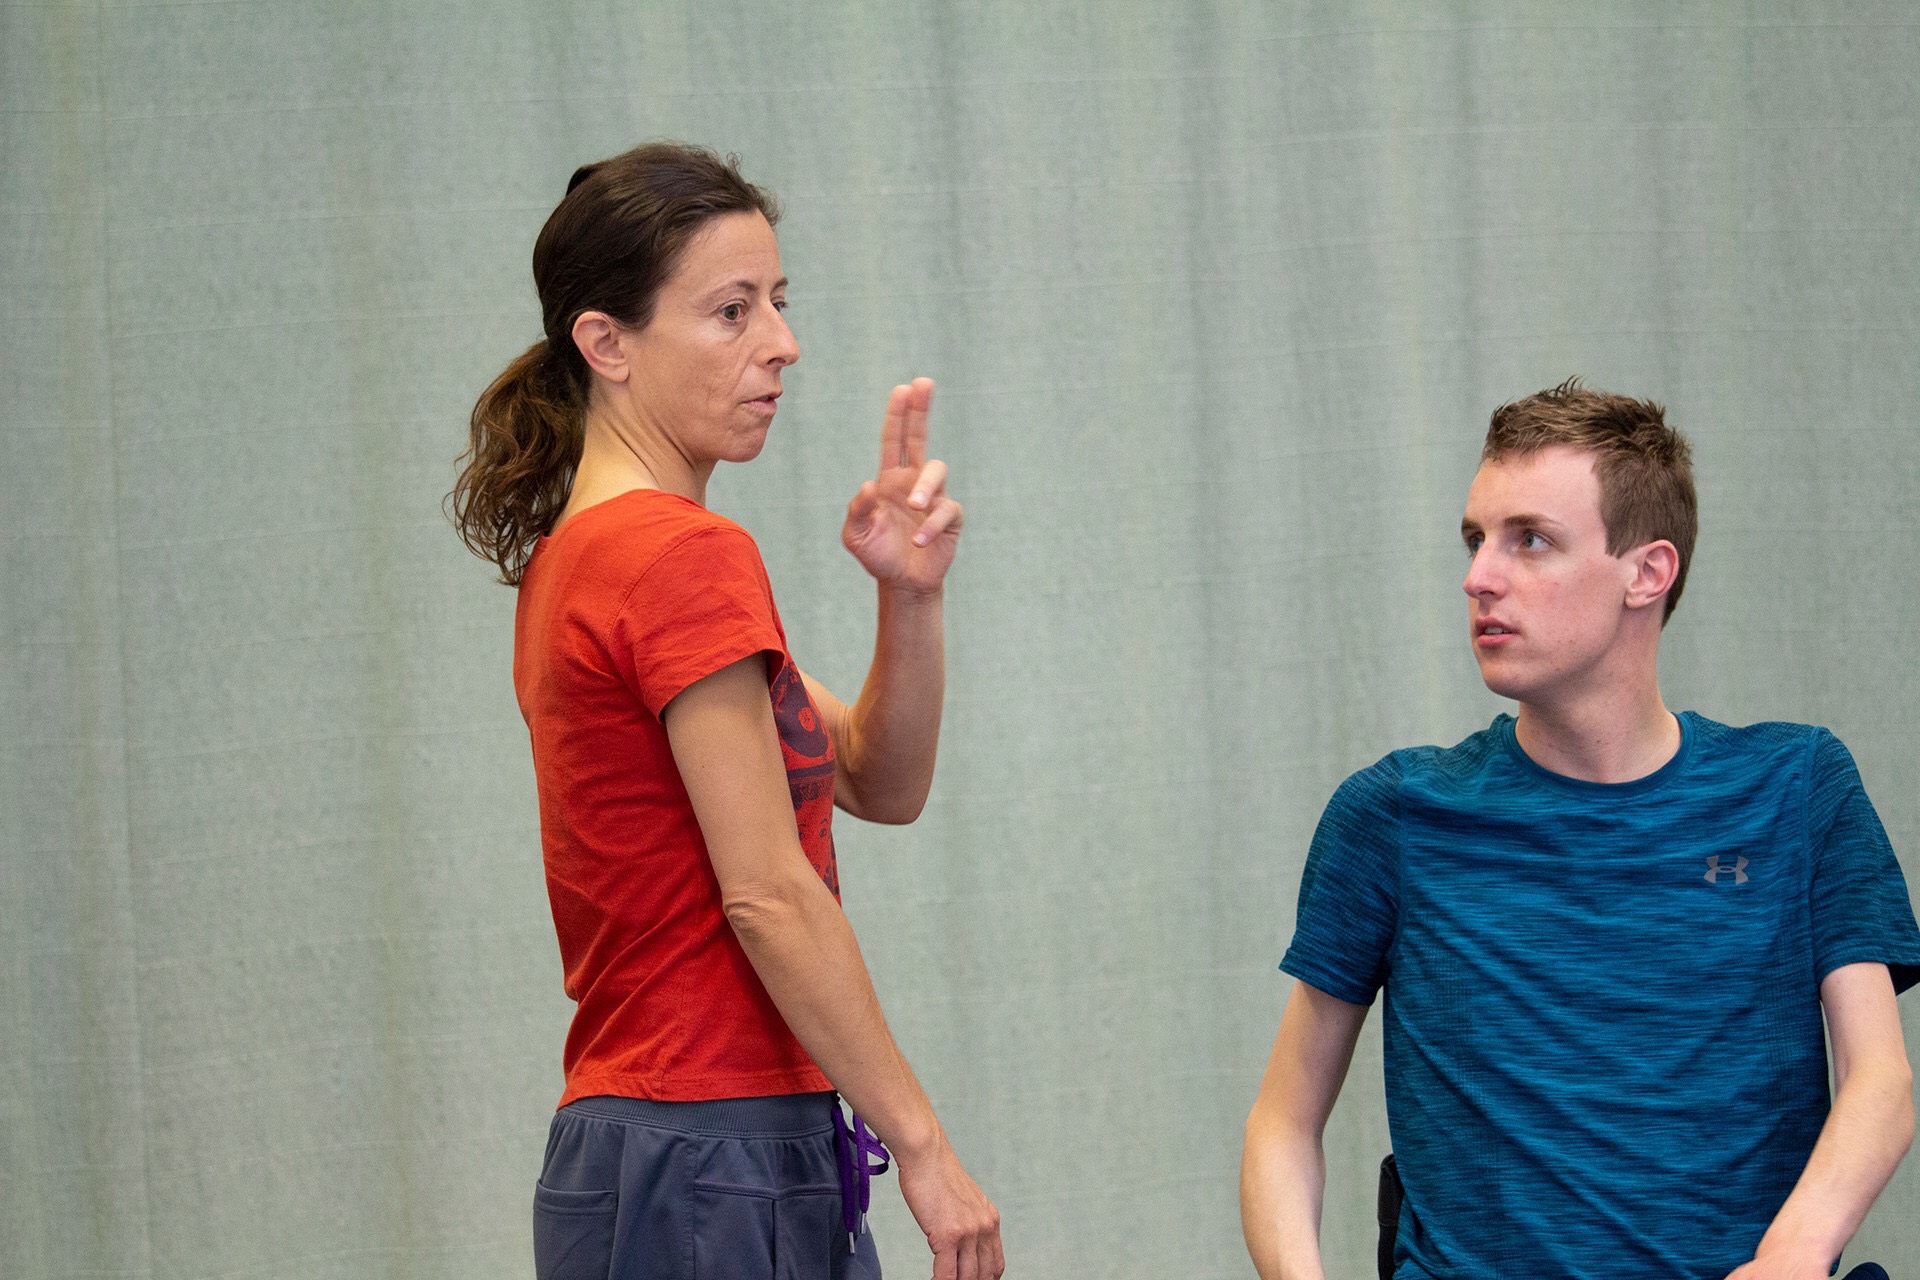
[450,143,1003,1280]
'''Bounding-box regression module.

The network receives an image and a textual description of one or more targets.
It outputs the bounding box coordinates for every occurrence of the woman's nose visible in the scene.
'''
[764,307,799,367]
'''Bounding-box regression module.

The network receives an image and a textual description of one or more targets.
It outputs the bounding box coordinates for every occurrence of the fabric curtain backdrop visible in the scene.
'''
[5,2,1916,1276]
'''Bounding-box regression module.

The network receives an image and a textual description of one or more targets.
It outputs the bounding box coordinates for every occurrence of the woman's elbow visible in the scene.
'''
[840,778,929,825]
[720,878,811,941]
[858,795,926,825]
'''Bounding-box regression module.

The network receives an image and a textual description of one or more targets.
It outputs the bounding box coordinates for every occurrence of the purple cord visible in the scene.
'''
[831,1099,892,1246]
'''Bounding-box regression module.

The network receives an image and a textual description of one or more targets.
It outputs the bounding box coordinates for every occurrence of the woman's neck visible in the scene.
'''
[564,410,709,520]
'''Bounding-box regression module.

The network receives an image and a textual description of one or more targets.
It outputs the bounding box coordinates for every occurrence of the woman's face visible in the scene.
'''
[620,210,798,465]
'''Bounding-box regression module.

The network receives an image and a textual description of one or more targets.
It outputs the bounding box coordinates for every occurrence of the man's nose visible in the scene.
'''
[1463,549,1502,598]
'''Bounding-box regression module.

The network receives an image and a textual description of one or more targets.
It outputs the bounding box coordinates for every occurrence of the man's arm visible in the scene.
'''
[1726,962,1914,1280]
[1241,980,1373,1280]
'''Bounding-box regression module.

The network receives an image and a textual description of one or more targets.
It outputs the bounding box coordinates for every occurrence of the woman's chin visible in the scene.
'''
[721,428,772,464]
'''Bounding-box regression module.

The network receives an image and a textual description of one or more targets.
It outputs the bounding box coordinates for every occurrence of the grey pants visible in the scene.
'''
[533,1092,884,1280]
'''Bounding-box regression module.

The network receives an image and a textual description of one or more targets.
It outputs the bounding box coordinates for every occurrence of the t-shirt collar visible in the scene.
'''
[1495,710,1694,797]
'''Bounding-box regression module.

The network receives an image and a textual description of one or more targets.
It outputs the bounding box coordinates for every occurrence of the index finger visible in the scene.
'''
[903,376,934,469]
[879,383,912,475]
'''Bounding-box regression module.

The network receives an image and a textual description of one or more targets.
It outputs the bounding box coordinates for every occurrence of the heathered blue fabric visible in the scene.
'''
[1282,712,1920,1280]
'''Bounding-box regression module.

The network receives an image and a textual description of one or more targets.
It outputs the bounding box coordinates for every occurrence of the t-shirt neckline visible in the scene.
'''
[538,487,702,549]
[1495,710,1694,797]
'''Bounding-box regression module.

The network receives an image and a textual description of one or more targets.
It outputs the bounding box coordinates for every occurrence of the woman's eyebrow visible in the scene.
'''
[696,275,788,302]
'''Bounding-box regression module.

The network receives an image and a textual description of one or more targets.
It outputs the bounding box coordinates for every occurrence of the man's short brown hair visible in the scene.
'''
[1483,377,1697,623]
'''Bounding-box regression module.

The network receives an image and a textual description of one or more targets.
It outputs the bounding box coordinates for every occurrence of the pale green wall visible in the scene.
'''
[4,2,1916,1275]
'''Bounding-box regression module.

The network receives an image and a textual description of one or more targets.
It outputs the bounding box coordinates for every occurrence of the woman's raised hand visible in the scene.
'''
[842,378,964,593]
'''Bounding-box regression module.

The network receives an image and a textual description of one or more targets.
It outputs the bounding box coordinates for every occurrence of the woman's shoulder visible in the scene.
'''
[556,487,748,552]
[552,490,761,571]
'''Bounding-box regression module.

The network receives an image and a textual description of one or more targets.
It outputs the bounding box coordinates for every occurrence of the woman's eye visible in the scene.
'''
[772,298,787,313]
[720,303,745,322]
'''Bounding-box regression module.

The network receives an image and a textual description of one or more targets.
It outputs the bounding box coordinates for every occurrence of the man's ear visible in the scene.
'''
[571,311,630,384]
[1625,540,1680,613]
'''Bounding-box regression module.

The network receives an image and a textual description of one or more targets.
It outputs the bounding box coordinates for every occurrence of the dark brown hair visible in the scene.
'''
[448,142,780,584]
[1483,377,1697,623]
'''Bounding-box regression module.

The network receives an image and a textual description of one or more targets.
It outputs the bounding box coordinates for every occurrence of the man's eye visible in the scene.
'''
[1520,531,1547,550]
[720,303,745,322]
[772,298,787,313]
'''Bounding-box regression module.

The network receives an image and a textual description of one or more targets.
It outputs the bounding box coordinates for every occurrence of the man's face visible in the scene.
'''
[1460,446,1642,706]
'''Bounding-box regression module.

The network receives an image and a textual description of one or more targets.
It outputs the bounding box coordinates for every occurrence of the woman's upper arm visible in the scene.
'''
[663,654,815,900]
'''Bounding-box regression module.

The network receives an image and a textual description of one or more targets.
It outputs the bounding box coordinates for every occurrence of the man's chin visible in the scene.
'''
[1474,658,1534,704]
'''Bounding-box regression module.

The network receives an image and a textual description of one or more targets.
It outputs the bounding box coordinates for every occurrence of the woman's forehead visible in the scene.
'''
[669,211,783,293]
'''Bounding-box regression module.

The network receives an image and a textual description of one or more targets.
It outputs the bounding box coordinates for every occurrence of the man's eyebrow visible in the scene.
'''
[1460,513,1567,538]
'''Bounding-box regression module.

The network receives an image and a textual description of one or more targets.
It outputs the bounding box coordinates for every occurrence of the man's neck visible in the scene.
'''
[1513,677,1679,784]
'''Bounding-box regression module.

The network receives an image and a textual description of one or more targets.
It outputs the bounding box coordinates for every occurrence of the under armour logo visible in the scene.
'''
[1704,856,1749,885]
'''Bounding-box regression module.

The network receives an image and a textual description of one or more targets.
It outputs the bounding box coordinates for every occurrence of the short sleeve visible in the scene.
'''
[1281,759,1402,1006]
[612,525,784,718]
[1806,729,1920,994]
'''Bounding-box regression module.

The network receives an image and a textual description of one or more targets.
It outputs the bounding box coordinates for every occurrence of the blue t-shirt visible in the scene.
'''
[1282,712,1920,1280]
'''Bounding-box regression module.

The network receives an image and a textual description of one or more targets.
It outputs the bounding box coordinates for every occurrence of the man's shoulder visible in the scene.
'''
[1683,712,1837,776]
[1329,719,1512,812]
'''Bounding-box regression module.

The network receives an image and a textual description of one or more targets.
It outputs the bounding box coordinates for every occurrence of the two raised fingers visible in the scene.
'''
[881,376,935,474]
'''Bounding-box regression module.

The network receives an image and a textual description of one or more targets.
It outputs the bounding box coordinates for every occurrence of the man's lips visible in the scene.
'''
[1474,619,1518,646]
[743,390,781,414]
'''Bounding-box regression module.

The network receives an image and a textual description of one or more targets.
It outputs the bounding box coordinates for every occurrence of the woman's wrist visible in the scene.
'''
[876,579,945,607]
[883,1111,948,1169]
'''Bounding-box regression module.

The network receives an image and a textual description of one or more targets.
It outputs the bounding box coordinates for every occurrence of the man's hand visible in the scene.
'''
[842,378,963,594]
[895,1134,1004,1280]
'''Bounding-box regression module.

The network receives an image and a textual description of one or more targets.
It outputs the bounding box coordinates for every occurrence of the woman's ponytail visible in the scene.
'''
[448,338,581,586]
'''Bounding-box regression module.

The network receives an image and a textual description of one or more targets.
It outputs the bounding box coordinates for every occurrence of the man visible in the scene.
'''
[1240,379,1920,1279]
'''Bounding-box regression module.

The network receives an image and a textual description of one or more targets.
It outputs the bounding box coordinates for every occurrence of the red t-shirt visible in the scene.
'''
[513,489,837,1105]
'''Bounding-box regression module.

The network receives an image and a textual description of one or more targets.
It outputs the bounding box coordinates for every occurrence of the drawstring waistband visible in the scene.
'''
[831,1098,892,1248]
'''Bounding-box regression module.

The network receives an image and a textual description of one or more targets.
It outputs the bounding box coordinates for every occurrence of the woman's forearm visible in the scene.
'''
[723,864,945,1160]
[838,584,945,822]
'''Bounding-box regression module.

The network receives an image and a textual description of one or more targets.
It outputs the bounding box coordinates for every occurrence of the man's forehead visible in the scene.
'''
[1464,447,1604,524]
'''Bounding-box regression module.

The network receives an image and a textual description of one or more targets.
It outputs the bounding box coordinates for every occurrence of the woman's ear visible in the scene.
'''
[571,311,630,384]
